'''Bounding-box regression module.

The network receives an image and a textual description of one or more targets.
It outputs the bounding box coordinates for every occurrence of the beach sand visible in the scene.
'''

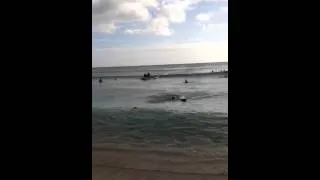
[92,144,228,180]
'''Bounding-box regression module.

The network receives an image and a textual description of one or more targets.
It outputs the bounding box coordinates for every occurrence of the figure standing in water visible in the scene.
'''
[99,78,103,83]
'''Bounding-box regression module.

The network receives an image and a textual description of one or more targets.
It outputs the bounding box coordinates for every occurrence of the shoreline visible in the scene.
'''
[92,143,228,180]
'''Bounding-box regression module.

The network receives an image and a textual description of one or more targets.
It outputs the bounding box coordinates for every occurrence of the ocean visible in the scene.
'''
[92,62,228,152]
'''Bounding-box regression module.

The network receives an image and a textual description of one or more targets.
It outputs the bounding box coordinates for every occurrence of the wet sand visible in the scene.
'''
[92,145,228,180]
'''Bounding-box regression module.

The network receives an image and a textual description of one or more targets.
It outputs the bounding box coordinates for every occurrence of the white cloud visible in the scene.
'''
[92,0,217,35]
[92,0,158,33]
[94,23,117,33]
[196,13,213,22]
[116,3,151,21]
[122,0,204,35]
[123,29,142,35]
[195,5,228,32]
[123,16,173,36]
[148,17,173,36]
[159,3,186,23]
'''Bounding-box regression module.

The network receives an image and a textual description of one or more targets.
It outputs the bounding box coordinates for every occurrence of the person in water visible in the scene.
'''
[180,98,187,102]
[143,72,151,78]
[184,79,188,83]
[99,78,103,83]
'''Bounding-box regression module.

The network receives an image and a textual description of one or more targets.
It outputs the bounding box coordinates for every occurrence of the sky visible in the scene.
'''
[92,0,228,67]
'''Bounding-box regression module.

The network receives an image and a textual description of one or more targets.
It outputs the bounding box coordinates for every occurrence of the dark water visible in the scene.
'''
[92,62,228,78]
[92,62,228,151]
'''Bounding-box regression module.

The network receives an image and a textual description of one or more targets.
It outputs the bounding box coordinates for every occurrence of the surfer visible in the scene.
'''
[180,96,187,102]
[144,72,151,77]
[142,72,153,81]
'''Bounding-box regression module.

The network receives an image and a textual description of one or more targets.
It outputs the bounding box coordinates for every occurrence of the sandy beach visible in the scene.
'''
[92,144,228,180]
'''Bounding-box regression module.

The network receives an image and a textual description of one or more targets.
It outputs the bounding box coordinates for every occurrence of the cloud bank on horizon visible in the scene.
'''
[92,0,228,67]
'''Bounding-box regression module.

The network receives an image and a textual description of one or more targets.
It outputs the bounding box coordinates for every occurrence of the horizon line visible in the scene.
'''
[92,61,228,69]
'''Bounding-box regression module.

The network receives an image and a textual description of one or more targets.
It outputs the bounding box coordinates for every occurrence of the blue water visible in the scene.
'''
[92,62,228,150]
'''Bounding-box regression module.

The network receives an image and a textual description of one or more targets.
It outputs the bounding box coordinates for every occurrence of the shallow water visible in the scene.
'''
[92,63,228,151]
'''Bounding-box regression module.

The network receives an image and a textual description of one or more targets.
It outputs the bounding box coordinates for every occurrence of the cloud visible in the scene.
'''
[124,16,173,36]
[148,16,173,35]
[123,29,142,35]
[195,5,228,32]
[92,0,220,35]
[121,0,203,36]
[115,3,151,21]
[92,0,158,33]
[158,1,189,23]
[93,23,117,33]
[196,13,213,22]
